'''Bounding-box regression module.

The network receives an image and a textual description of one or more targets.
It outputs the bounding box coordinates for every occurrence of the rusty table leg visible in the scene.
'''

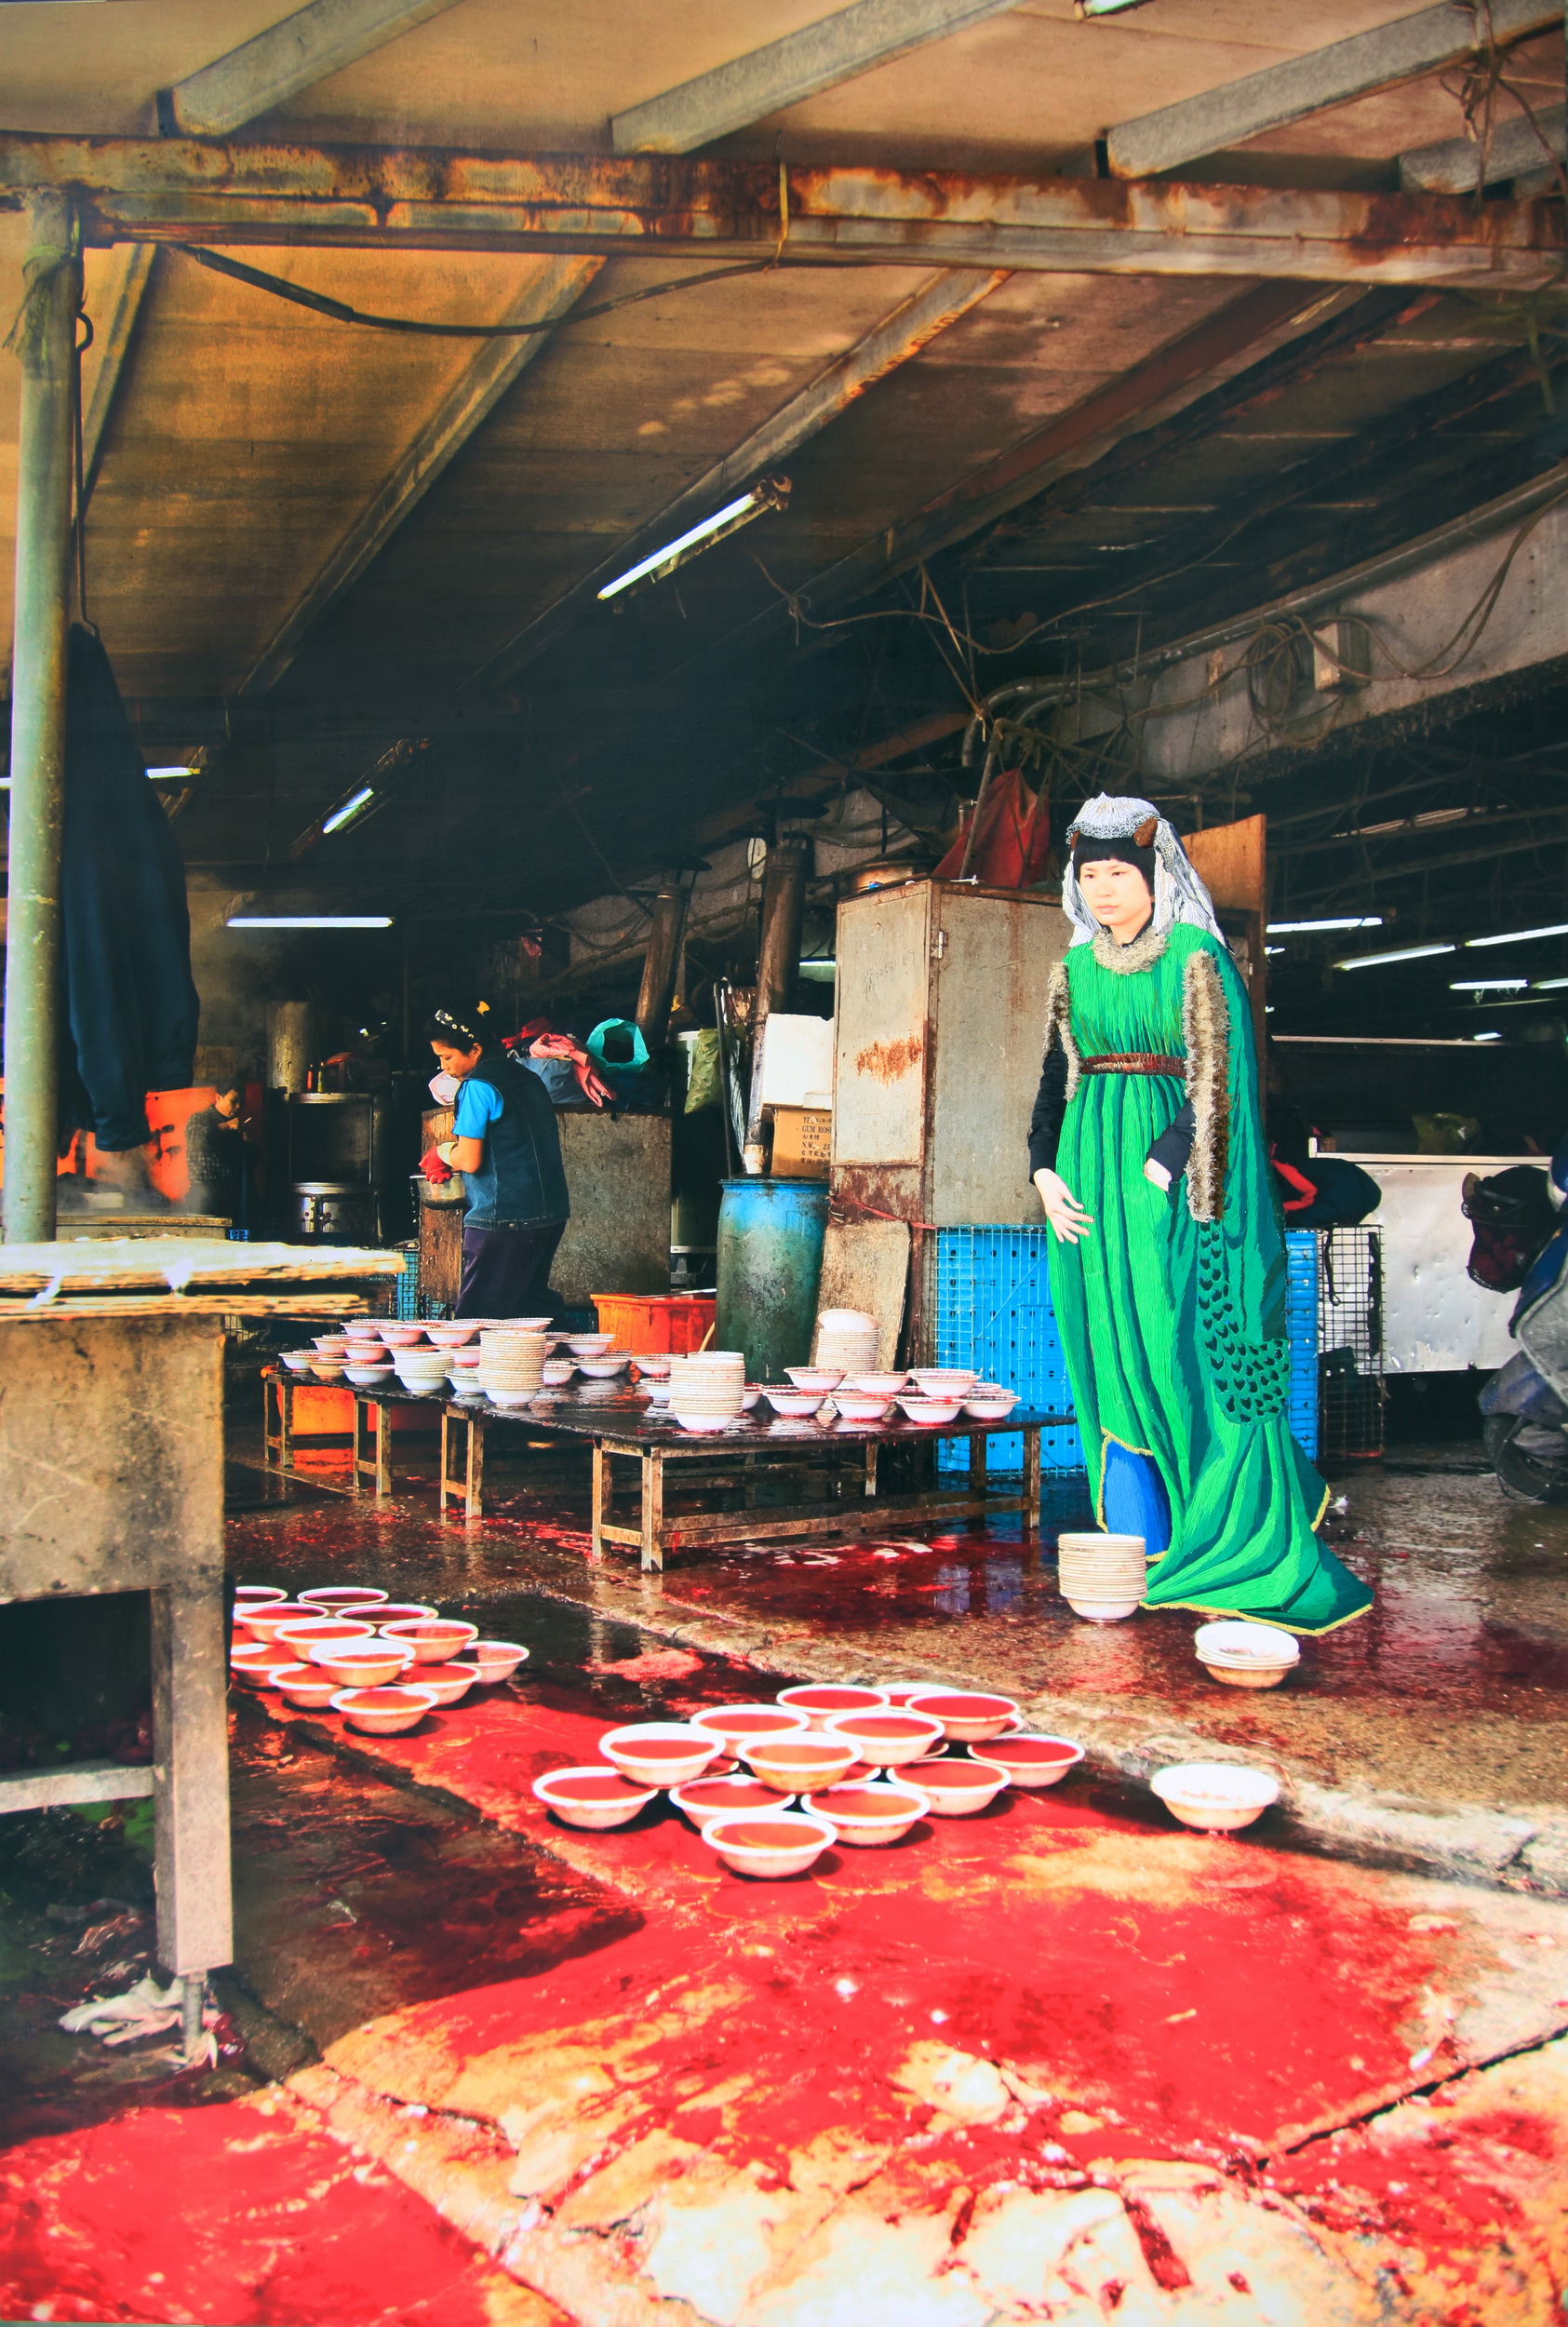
[465,1410,486,1519]
[641,1446,664,1573]
[591,1443,609,1556]
[439,1408,466,1513]
[1024,1425,1041,1532]
[353,1394,379,1498]
[262,1372,293,1473]
[864,1441,878,1498]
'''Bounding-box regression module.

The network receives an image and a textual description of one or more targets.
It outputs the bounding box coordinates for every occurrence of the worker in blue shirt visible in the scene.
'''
[423,1000,610,1320]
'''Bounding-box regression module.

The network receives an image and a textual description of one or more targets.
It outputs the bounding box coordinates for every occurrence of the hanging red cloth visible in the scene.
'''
[932,768,1053,889]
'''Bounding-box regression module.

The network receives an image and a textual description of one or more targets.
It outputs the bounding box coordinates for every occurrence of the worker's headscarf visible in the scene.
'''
[1062,792,1224,948]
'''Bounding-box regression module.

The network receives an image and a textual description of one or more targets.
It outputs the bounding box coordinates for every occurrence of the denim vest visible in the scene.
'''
[460,1056,570,1231]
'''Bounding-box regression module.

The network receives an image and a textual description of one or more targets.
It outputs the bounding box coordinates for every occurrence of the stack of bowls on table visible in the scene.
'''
[814,1309,879,1377]
[390,1338,452,1397]
[378,1322,427,1351]
[1193,1620,1301,1689]
[476,1329,546,1406]
[1055,1530,1147,1622]
[668,1350,746,1433]
[279,1349,316,1374]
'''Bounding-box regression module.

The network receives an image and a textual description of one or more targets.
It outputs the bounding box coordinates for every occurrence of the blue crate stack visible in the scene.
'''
[933,1226,1084,1477]
[1285,1227,1320,1461]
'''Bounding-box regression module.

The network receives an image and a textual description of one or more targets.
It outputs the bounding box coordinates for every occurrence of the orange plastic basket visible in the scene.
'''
[592,1293,716,1353]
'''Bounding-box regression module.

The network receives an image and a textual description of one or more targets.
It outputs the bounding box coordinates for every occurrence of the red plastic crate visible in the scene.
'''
[592,1293,716,1353]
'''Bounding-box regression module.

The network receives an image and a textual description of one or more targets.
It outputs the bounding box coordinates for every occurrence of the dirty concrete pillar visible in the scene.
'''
[744,835,811,1170]
[4,191,79,1244]
[266,999,316,1094]
[634,879,690,1048]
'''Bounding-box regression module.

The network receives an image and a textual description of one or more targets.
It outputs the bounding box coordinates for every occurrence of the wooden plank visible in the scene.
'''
[0,1294,385,1319]
[0,1760,155,1814]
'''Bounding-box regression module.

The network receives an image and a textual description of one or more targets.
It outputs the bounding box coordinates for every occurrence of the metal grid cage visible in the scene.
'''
[1317,1224,1386,1461]
[933,1226,1084,1476]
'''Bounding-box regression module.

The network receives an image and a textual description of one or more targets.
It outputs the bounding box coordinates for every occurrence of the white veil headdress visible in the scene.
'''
[1061,792,1224,948]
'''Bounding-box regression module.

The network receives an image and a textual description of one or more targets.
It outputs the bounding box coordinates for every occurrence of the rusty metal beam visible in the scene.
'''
[0,136,1559,288]
[1106,0,1560,182]
[465,263,1008,693]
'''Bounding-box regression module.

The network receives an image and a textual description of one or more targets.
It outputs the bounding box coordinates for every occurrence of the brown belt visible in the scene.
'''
[1079,1053,1187,1077]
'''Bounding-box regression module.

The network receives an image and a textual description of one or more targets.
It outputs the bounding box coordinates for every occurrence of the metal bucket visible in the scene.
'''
[715,1176,831,1383]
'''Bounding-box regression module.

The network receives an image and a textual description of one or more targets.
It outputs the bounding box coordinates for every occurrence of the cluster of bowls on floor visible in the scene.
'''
[530,1681,1280,1877]
[227,1583,527,1732]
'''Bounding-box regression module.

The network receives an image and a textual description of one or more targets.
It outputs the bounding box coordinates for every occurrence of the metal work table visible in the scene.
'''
[341,1379,1065,1568]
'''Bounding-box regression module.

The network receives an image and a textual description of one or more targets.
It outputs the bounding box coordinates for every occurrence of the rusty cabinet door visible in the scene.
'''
[928,884,1070,1225]
[832,883,932,1167]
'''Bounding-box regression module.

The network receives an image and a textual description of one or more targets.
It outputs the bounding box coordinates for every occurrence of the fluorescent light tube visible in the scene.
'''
[1534,977,1568,990]
[1333,943,1455,971]
[597,478,789,601]
[227,915,393,930]
[1450,977,1528,992]
[321,786,376,837]
[1465,921,1568,948]
[1266,917,1383,934]
[145,764,197,780]
[1473,1031,1504,1042]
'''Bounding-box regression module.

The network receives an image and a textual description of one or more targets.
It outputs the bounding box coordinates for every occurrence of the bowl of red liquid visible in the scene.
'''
[690,1703,811,1745]
[314,1643,415,1690]
[275,1619,378,1665]
[379,1618,479,1665]
[742,1735,861,1796]
[668,1773,797,1823]
[822,1707,945,1768]
[700,1810,837,1879]
[297,1586,390,1613]
[904,1755,1011,1816]
[907,1688,1021,1743]
[469,1640,529,1682]
[598,1723,722,1786]
[330,1684,437,1736]
[269,1661,341,1710]
[776,1683,890,1731]
[369,1603,439,1627]
[975,1734,1084,1788]
[532,1766,661,1830]
[234,1601,325,1644]
[802,1779,931,1846]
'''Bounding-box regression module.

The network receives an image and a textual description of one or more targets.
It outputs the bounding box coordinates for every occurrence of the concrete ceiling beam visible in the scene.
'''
[1106,0,1560,181]
[1,137,1560,289]
[610,0,1023,155]
[164,0,467,139]
[238,252,603,699]
[1400,102,1566,193]
[80,241,156,505]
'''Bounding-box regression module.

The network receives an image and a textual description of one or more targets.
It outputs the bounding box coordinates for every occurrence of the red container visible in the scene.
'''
[591,1294,716,1355]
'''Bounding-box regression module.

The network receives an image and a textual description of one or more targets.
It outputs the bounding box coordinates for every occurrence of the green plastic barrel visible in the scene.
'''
[715,1176,831,1383]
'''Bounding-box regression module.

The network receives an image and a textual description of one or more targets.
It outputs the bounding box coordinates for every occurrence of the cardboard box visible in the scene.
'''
[771,1106,832,1177]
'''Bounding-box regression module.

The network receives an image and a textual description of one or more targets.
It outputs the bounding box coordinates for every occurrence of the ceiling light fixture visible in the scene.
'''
[1464,921,1568,948]
[321,785,377,837]
[1450,977,1528,992]
[597,477,791,602]
[226,915,393,930]
[1266,916,1383,934]
[1333,943,1455,971]
[1075,0,1156,13]
[145,764,199,781]
[1473,1031,1504,1042]
[1534,976,1568,990]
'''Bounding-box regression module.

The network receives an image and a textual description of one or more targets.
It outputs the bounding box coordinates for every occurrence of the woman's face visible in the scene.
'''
[1078,856,1154,940]
[430,1038,483,1079]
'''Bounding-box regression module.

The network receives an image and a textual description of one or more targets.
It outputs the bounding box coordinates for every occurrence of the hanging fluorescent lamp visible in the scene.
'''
[1267,916,1382,935]
[1075,0,1156,13]
[1450,977,1527,992]
[227,915,393,930]
[1333,942,1455,971]
[1474,1031,1504,1042]
[321,785,377,837]
[1534,976,1568,990]
[1465,921,1568,948]
[597,476,791,602]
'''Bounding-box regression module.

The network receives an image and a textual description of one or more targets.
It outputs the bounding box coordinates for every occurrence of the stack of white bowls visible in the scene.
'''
[814,1307,879,1376]
[391,1340,452,1395]
[1055,1531,1146,1623]
[668,1350,746,1433]
[476,1329,546,1405]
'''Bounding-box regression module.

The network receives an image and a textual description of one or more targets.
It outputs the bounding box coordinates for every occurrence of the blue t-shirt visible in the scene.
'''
[454,1078,503,1139]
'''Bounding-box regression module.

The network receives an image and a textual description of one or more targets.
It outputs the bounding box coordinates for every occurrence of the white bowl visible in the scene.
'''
[690,1702,812,1746]
[700,1809,837,1879]
[345,1365,396,1386]
[1150,1761,1280,1833]
[425,1323,479,1346]
[268,1661,341,1709]
[784,1365,845,1392]
[300,1586,389,1611]
[978,1734,1084,1788]
[599,1722,722,1786]
[470,1639,529,1681]
[576,1353,629,1378]
[313,1334,350,1352]
[331,1684,438,1735]
[765,1389,825,1419]
[823,1706,945,1766]
[566,1333,615,1355]
[909,1688,1021,1743]
[532,1766,659,1829]
[741,1736,862,1795]
[803,1779,931,1846]
[671,1410,739,1433]
[903,1756,1010,1816]
[235,1584,288,1607]
[834,1392,892,1422]
[542,1360,577,1385]
[847,1372,908,1394]
[777,1683,890,1730]
[1065,1597,1143,1623]
[963,1394,1017,1420]
[909,1370,978,1395]
[894,1395,963,1425]
[280,1351,315,1372]
[311,1361,348,1382]
[484,1387,538,1407]
[643,1379,674,1405]
[1195,1621,1301,1665]
[631,1352,673,1378]
[817,1309,878,1334]
[377,1325,427,1347]
[669,1772,797,1823]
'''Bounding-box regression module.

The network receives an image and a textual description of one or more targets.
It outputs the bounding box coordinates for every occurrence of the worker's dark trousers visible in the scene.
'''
[456,1220,567,1320]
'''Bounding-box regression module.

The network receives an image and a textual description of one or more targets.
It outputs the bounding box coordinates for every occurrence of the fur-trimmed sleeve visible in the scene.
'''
[1027,961,1079,1175]
[1182,946,1230,1223]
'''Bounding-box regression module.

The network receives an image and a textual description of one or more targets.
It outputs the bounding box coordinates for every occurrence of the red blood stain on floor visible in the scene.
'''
[0,2097,551,2326]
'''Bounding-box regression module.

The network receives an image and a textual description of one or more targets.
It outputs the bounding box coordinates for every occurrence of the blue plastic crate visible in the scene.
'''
[932,1226,1084,1477]
[1284,1228,1320,1461]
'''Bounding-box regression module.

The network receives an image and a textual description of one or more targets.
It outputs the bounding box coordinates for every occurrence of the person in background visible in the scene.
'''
[422,1001,611,1319]
[182,1082,245,1217]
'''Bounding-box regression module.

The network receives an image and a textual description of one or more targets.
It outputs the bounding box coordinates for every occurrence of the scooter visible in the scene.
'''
[1478,1141,1568,1501]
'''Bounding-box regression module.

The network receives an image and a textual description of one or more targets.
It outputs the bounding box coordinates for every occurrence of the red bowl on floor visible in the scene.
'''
[235,1585,288,1608]
[235,1601,323,1644]
[669,1773,797,1823]
[379,1618,479,1664]
[690,1704,811,1744]
[330,1685,437,1735]
[298,1586,390,1612]
[701,1811,837,1879]
[907,1689,1021,1742]
[369,1603,439,1627]
[802,1778,931,1846]
[531,1767,659,1830]
[599,1724,722,1786]
[822,1708,945,1766]
[974,1734,1084,1788]
[742,1735,861,1795]
[269,1661,342,1709]
[314,1644,415,1689]
[413,1661,479,1707]
[275,1619,378,1665]
[469,1640,529,1682]
[904,1755,1011,1815]
[776,1683,890,1730]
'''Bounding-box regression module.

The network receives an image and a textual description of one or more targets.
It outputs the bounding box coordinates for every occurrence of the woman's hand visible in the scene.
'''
[1034,1166,1094,1244]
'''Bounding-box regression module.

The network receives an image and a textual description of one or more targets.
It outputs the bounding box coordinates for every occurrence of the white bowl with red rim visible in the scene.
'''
[413,1661,479,1708]
[298,1586,390,1613]
[469,1640,528,1682]
[275,1619,378,1665]
[776,1683,890,1730]
[763,1388,826,1419]
[599,1723,722,1786]
[784,1365,844,1393]
[380,1617,479,1665]
[668,1772,797,1823]
[235,1600,325,1643]
[235,1584,288,1609]
[906,1688,1021,1742]
[822,1706,945,1767]
[230,1643,291,1687]
[963,1389,1017,1420]
[908,1368,979,1396]
[532,1765,659,1830]
[369,1602,438,1626]
[700,1809,837,1879]
[803,1778,931,1846]
[741,1734,861,1796]
[904,1755,1011,1816]
[425,1322,479,1346]
[631,1352,672,1379]
[893,1394,963,1425]
[833,1392,892,1423]
[330,1684,437,1735]
[377,1325,426,1347]
[314,1643,416,1690]
[1150,1761,1280,1834]
[268,1661,341,1710]
[976,1734,1084,1788]
[690,1703,811,1747]
[878,1680,945,1706]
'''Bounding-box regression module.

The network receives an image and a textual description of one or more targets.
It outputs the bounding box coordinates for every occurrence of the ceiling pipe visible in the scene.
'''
[634,877,691,1048]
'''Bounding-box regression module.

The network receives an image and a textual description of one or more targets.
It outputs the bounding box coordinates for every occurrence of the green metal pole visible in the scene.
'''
[4,190,78,1244]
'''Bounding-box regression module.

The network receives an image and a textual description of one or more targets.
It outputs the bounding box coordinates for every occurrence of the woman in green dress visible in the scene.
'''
[1028,793,1372,1634]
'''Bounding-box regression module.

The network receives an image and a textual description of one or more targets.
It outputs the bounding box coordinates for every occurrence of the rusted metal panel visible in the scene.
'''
[833,884,931,1168]
[928,885,1069,1228]
[0,136,1560,286]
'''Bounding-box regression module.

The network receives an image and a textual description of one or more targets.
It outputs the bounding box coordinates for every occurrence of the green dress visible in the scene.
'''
[1045,921,1372,1634]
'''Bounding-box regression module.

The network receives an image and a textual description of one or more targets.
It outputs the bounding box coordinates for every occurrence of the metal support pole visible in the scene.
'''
[4,190,78,1244]
[634,877,690,1047]
[744,834,811,1169]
